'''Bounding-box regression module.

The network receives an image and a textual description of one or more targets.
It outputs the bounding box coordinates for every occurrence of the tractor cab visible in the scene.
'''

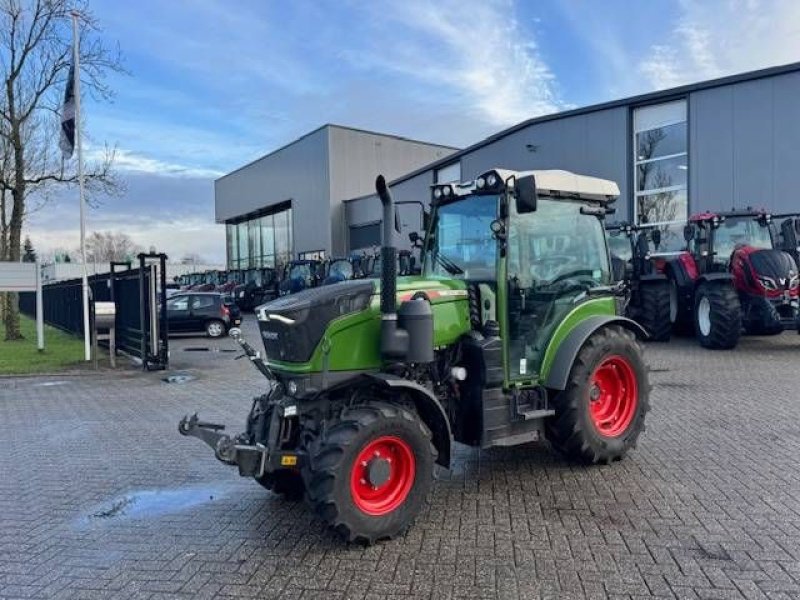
[323,258,356,285]
[278,259,324,295]
[424,169,619,383]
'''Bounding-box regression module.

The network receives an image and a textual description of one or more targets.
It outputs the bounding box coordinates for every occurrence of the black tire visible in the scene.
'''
[302,401,436,545]
[693,281,741,349]
[545,325,650,464]
[638,281,672,342]
[205,319,226,338]
[256,470,305,501]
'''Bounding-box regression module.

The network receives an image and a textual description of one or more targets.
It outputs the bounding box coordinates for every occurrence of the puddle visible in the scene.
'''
[80,484,234,526]
[163,373,195,384]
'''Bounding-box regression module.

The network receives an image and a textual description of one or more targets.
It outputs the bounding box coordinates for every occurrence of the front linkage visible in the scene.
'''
[178,331,305,479]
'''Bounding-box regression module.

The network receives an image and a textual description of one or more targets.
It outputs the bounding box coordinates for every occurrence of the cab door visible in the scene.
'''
[504,198,613,383]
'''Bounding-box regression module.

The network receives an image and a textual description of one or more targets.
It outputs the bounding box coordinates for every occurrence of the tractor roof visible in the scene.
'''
[517,169,620,203]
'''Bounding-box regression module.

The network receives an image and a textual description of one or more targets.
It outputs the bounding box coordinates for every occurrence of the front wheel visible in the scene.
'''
[546,325,650,464]
[302,401,436,544]
[694,281,741,349]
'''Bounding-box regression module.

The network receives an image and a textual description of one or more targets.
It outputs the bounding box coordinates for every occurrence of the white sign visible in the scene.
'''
[0,261,44,350]
[0,262,37,292]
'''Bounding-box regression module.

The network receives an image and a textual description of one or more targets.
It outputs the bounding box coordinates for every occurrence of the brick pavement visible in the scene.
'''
[1,324,800,599]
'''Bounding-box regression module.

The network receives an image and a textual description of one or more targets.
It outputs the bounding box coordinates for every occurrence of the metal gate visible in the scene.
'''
[20,252,169,370]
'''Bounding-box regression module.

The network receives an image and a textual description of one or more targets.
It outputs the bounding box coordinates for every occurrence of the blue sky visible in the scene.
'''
[31,0,800,263]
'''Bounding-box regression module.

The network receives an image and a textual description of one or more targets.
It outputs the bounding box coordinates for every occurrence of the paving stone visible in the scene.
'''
[2,324,800,599]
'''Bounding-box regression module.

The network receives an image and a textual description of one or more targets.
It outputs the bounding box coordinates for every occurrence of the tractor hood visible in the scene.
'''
[257,280,375,362]
[256,276,468,364]
[731,246,799,298]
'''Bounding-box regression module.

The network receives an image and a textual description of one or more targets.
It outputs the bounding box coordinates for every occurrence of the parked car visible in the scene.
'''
[166,292,241,338]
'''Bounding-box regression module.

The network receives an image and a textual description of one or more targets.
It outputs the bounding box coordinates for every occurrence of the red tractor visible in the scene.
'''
[647,210,799,348]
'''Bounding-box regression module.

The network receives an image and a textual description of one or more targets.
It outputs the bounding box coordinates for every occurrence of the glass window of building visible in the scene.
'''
[237,222,249,269]
[633,100,688,224]
[260,215,275,268]
[226,224,237,270]
[225,203,293,272]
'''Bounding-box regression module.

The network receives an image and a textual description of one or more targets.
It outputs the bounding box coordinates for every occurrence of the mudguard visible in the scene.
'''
[363,373,453,468]
[544,315,647,391]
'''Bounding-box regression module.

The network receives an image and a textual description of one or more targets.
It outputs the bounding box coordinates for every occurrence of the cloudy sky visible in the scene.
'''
[29,0,800,263]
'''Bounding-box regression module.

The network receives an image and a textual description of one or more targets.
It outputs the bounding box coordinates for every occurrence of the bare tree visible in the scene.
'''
[84,230,142,263]
[0,0,122,340]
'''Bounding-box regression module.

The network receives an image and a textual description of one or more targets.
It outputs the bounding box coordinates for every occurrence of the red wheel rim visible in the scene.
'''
[350,435,415,516]
[588,355,638,437]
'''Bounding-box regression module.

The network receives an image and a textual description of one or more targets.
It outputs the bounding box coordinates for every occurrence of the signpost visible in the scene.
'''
[0,261,44,350]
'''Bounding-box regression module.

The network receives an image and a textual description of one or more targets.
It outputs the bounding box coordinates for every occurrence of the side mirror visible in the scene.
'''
[515,174,537,214]
[683,224,695,242]
[408,231,420,246]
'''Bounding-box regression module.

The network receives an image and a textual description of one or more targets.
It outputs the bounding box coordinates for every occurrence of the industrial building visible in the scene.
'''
[345,62,800,250]
[216,62,800,264]
[214,124,457,269]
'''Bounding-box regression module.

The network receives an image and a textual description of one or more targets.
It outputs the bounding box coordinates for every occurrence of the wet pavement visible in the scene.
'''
[2,318,800,599]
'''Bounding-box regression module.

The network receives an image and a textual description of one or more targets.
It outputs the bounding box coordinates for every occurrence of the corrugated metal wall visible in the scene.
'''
[690,70,800,214]
[214,127,331,256]
[346,68,800,236]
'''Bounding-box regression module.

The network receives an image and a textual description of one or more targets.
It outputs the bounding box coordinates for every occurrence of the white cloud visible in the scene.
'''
[640,0,800,89]
[34,216,225,265]
[109,149,224,179]
[347,0,561,128]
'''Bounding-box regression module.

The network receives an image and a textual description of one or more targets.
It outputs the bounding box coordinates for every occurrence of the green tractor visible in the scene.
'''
[179,169,651,543]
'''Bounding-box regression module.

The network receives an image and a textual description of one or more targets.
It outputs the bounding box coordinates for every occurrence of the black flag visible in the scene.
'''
[60,63,75,158]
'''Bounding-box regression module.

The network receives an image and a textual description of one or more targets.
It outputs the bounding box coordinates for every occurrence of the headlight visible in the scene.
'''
[286,380,298,396]
[487,173,498,187]
[758,275,778,291]
[442,185,452,197]
[433,187,442,199]
[476,177,485,189]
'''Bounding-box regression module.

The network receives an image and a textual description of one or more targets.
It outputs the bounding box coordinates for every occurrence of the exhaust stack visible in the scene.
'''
[375,175,409,359]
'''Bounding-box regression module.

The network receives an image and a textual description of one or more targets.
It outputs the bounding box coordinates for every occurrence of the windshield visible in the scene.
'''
[425,194,498,279]
[288,263,312,282]
[714,217,773,262]
[508,198,610,289]
[328,260,354,281]
[607,230,632,263]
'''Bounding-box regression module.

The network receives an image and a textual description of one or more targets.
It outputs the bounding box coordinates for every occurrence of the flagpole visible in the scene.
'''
[72,11,90,362]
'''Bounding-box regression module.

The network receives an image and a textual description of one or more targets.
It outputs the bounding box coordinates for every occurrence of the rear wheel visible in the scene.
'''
[694,281,741,349]
[638,281,672,341]
[546,325,650,464]
[302,401,436,544]
[205,319,225,338]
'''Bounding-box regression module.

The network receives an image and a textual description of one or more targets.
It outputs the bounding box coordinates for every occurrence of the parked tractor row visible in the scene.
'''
[609,211,800,349]
[174,251,422,312]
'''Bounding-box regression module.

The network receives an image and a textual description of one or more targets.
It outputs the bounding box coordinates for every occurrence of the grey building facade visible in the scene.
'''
[215,124,457,269]
[346,62,800,250]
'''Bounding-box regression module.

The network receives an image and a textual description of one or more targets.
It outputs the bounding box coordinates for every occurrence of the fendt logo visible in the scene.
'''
[261,330,279,341]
